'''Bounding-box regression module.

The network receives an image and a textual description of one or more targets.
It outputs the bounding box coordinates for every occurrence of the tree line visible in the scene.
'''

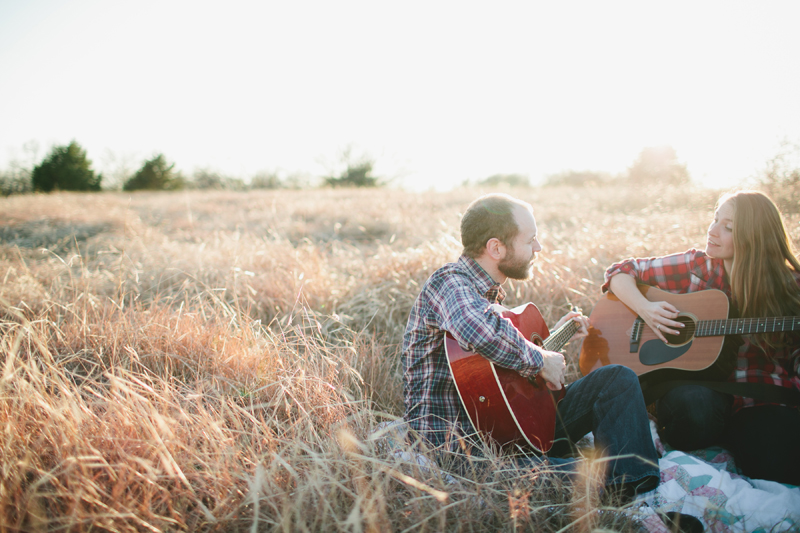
[0,141,388,196]
[466,146,691,188]
[4,140,796,199]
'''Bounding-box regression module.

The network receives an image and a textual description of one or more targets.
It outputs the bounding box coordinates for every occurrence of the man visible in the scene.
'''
[402,193,659,499]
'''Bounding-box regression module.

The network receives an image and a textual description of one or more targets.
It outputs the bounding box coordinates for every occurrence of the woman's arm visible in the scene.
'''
[608,273,683,342]
[602,249,718,342]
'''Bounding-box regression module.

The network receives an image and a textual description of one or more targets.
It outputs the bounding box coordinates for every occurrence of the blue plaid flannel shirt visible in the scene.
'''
[402,255,545,447]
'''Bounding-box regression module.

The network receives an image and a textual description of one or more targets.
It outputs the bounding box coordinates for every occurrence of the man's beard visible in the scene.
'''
[498,247,534,280]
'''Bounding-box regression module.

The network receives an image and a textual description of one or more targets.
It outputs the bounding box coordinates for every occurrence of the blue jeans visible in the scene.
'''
[656,384,732,451]
[656,384,800,485]
[550,365,659,488]
[441,365,659,493]
[725,404,800,485]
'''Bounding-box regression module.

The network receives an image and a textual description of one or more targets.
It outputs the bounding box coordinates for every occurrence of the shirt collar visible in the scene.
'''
[692,254,730,290]
[458,255,506,304]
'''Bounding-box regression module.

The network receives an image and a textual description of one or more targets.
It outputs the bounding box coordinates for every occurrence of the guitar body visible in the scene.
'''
[445,303,566,454]
[580,286,729,377]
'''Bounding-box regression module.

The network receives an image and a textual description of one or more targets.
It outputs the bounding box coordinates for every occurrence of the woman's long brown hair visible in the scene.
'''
[724,191,800,345]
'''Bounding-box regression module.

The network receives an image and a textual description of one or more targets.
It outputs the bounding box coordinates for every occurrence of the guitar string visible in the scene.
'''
[544,320,580,352]
[656,316,799,337]
[700,316,799,335]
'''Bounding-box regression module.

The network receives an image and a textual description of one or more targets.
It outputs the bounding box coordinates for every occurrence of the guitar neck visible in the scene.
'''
[697,316,800,337]
[543,319,580,352]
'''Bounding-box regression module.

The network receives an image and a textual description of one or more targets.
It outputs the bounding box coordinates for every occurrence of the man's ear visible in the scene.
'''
[485,238,505,260]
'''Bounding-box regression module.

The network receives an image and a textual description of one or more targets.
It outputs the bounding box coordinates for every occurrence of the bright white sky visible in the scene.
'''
[1,1,799,190]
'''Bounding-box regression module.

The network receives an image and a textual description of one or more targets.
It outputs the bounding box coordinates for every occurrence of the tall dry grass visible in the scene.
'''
[1,185,797,532]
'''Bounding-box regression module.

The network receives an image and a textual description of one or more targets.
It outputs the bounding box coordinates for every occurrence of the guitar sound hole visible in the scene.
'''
[663,315,695,345]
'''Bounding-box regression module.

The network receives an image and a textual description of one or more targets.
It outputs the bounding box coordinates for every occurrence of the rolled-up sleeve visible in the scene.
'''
[601,249,709,294]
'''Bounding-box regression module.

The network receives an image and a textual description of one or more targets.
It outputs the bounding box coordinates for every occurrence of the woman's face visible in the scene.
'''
[706,200,735,262]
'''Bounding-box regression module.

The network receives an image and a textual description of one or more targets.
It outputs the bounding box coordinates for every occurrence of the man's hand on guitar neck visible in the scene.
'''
[531,310,590,390]
[552,310,591,338]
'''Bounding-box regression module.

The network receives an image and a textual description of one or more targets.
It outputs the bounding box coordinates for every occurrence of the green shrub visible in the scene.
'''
[250,171,283,190]
[31,141,102,192]
[0,168,33,196]
[325,160,381,188]
[477,173,531,187]
[124,154,183,191]
[188,170,246,191]
[543,170,611,187]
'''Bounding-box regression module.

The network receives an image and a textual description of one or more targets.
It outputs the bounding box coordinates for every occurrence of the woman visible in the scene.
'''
[603,189,800,485]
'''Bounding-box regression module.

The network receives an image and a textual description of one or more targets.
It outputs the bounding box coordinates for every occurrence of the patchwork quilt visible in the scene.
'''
[371,419,800,532]
[636,441,800,532]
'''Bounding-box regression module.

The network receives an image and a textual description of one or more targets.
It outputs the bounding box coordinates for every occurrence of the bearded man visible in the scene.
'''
[402,193,659,500]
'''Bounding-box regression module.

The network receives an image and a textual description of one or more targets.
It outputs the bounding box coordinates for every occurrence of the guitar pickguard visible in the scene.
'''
[639,339,693,366]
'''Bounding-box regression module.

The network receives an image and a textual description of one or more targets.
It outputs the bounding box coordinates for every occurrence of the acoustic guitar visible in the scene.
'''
[579,285,800,379]
[445,303,581,453]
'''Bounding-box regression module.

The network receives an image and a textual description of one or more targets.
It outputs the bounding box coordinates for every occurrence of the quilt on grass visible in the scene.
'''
[371,419,800,532]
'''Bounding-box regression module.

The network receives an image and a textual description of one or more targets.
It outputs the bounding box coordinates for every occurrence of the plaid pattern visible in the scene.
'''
[402,255,544,445]
[603,249,800,411]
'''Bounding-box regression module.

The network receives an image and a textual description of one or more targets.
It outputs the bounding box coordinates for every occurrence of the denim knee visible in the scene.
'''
[598,366,642,403]
[594,364,639,389]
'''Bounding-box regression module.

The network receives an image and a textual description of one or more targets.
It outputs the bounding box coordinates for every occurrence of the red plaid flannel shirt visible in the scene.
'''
[602,249,800,411]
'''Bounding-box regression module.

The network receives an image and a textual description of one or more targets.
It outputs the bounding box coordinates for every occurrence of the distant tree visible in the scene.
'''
[325,160,381,188]
[250,171,283,189]
[1,141,39,195]
[322,146,383,188]
[123,154,183,191]
[31,141,102,192]
[477,173,531,187]
[628,146,690,185]
[284,172,315,189]
[543,170,611,187]
[0,169,32,196]
[187,169,245,190]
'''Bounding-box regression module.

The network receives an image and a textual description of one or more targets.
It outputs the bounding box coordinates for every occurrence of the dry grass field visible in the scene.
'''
[1,184,798,532]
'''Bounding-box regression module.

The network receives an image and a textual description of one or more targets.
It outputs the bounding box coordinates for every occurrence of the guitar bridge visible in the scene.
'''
[630,317,644,353]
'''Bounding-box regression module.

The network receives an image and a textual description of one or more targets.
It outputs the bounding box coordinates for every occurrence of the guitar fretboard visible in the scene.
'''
[697,316,800,337]
[543,319,581,352]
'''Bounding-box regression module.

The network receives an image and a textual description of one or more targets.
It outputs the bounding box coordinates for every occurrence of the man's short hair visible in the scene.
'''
[460,193,532,258]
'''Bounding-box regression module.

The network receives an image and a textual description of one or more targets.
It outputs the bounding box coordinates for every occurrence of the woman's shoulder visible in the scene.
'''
[659,248,714,267]
[683,248,707,259]
[605,249,722,276]
[681,248,728,275]
[652,250,726,286]
[686,248,711,264]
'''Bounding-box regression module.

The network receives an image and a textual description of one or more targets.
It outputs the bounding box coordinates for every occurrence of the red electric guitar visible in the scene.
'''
[445,303,581,453]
